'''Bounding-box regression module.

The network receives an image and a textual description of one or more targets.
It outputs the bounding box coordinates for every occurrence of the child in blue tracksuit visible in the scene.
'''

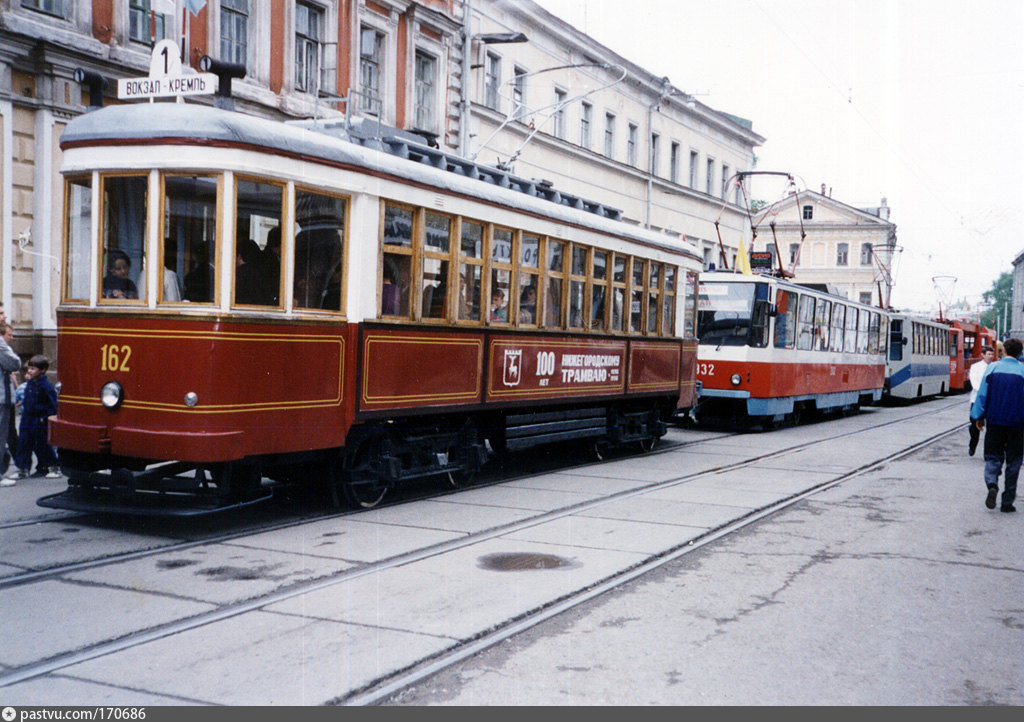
[970,337,1024,512]
[6,355,59,479]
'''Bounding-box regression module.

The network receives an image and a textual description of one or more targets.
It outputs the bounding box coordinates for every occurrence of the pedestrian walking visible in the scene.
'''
[4,355,59,481]
[969,337,1024,512]
[967,345,996,456]
[0,322,22,487]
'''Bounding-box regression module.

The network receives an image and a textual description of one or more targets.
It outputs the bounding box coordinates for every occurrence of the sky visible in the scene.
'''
[533,0,1024,315]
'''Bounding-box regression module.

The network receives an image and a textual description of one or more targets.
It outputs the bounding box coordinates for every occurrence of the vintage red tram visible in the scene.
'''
[42,101,701,514]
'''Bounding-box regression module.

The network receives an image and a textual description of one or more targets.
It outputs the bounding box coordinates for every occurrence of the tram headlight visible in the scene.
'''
[100,381,123,409]
[184,392,199,407]
[730,373,742,387]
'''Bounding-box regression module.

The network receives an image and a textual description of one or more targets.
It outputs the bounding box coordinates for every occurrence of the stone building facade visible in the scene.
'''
[0,0,763,363]
[751,190,897,308]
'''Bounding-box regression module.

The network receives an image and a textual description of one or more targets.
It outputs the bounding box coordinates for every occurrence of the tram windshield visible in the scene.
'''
[697,281,760,346]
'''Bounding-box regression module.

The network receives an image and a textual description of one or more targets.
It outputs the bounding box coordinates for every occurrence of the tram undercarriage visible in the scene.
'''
[40,400,672,515]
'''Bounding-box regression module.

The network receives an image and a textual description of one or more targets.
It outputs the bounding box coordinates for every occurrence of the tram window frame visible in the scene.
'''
[844,307,858,353]
[662,265,677,336]
[773,289,797,349]
[233,176,285,309]
[590,249,609,332]
[421,210,453,323]
[381,202,417,319]
[829,303,845,352]
[517,233,541,327]
[458,218,485,323]
[796,294,815,350]
[611,254,628,333]
[567,244,589,330]
[293,185,348,314]
[489,225,515,325]
[162,172,219,306]
[681,270,698,339]
[98,172,149,305]
[544,239,566,328]
[647,262,662,335]
[630,257,646,333]
[856,307,869,353]
[63,174,93,304]
[813,298,831,351]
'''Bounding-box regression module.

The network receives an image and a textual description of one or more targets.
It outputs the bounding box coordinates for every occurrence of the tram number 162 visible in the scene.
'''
[100,344,132,372]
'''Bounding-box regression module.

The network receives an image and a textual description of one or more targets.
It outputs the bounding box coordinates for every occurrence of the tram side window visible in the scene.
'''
[889,319,904,361]
[871,313,884,355]
[382,203,414,318]
[64,176,92,302]
[165,174,217,305]
[100,175,147,302]
[829,303,845,352]
[422,211,452,320]
[294,189,346,312]
[568,245,588,330]
[814,299,831,351]
[518,234,540,325]
[681,271,697,339]
[844,307,858,353]
[490,226,513,323]
[662,266,676,336]
[611,255,627,332]
[459,220,484,321]
[774,290,796,349]
[856,308,869,353]
[545,240,565,327]
[591,250,608,331]
[630,258,644,333]
[647,262,662,334]
[796,294,815,350]
[234,179,283,307]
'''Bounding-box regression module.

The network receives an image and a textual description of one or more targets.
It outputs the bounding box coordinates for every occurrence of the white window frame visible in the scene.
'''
[627,122,638,166]
[580,101,592,149]
[553,87,567,139]
[484,51,501,111]
[604,112,616,158]
[689,150,699,188]
[350,6,394,124]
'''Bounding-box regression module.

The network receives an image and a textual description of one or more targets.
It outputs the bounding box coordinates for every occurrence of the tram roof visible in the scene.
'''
[61,103,701,263]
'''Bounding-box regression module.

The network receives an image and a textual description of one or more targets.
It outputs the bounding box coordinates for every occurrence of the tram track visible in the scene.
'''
[0,398,955,590]
[0,397,966,690]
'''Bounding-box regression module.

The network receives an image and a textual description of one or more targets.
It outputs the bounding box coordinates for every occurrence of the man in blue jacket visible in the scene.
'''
[970,337,1024,512]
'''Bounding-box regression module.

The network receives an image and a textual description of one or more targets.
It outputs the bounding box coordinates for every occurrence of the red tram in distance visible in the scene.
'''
[42,102,702,515]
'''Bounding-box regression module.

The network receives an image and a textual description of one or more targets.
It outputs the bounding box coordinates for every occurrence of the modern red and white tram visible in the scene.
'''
[694,272,887,427]
[41,101,702,515]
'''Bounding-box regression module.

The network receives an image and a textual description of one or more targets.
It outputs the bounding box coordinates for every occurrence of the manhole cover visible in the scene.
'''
[478,552,575,571]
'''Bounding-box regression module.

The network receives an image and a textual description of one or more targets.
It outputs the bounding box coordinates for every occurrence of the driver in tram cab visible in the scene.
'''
[102,249,139,299]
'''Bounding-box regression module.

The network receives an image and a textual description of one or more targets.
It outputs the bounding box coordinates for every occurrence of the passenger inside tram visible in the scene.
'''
[102,249,139,300]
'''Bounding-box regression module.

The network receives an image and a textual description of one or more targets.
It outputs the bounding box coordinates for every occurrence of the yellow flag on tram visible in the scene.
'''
[737,237,753,276]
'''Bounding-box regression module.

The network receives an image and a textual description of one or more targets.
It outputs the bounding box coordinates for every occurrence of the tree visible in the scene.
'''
[980,270,1012,330]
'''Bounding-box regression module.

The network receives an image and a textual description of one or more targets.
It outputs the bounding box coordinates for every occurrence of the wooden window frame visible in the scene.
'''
[379,200,418,319]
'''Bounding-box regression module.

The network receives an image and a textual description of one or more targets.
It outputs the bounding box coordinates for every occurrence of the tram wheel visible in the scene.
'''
[591,439,612,461]
[638,436,657,453]
[343,478,388,509]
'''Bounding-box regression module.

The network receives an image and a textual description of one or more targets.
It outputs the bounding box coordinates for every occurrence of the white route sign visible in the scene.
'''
[117,39,218,100]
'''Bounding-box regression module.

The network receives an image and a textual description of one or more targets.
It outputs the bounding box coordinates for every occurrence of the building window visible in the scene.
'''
[789,243,800,266]
[670,142,680,183]
[414,50,437,132]
[802,204,814,220]
[553,88,567,138]
[580,101,592,148]
[721,164,730,198]
[837,242,849,266]
[627,122,638,166]
[129,0,169,45]
[296,2,326,94]
[512,66,527,121]
[705,158,715,194]
[484,52,501,111]
[357,25,383,111]
[689,151,699,188]
[22,0,66,18]
[650,132,660,176]
[859,291,872,305]
[604,113,615,157]
[220,0,249,68]
[860,243,873,265]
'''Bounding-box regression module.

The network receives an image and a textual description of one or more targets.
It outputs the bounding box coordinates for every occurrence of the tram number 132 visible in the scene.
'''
[100,344,132,372]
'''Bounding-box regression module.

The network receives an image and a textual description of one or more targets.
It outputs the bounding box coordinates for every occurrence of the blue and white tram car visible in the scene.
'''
[884,313,952,400]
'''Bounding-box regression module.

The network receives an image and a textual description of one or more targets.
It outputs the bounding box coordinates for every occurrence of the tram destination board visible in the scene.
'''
[749,251,774,269]
[118,73,218,100]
